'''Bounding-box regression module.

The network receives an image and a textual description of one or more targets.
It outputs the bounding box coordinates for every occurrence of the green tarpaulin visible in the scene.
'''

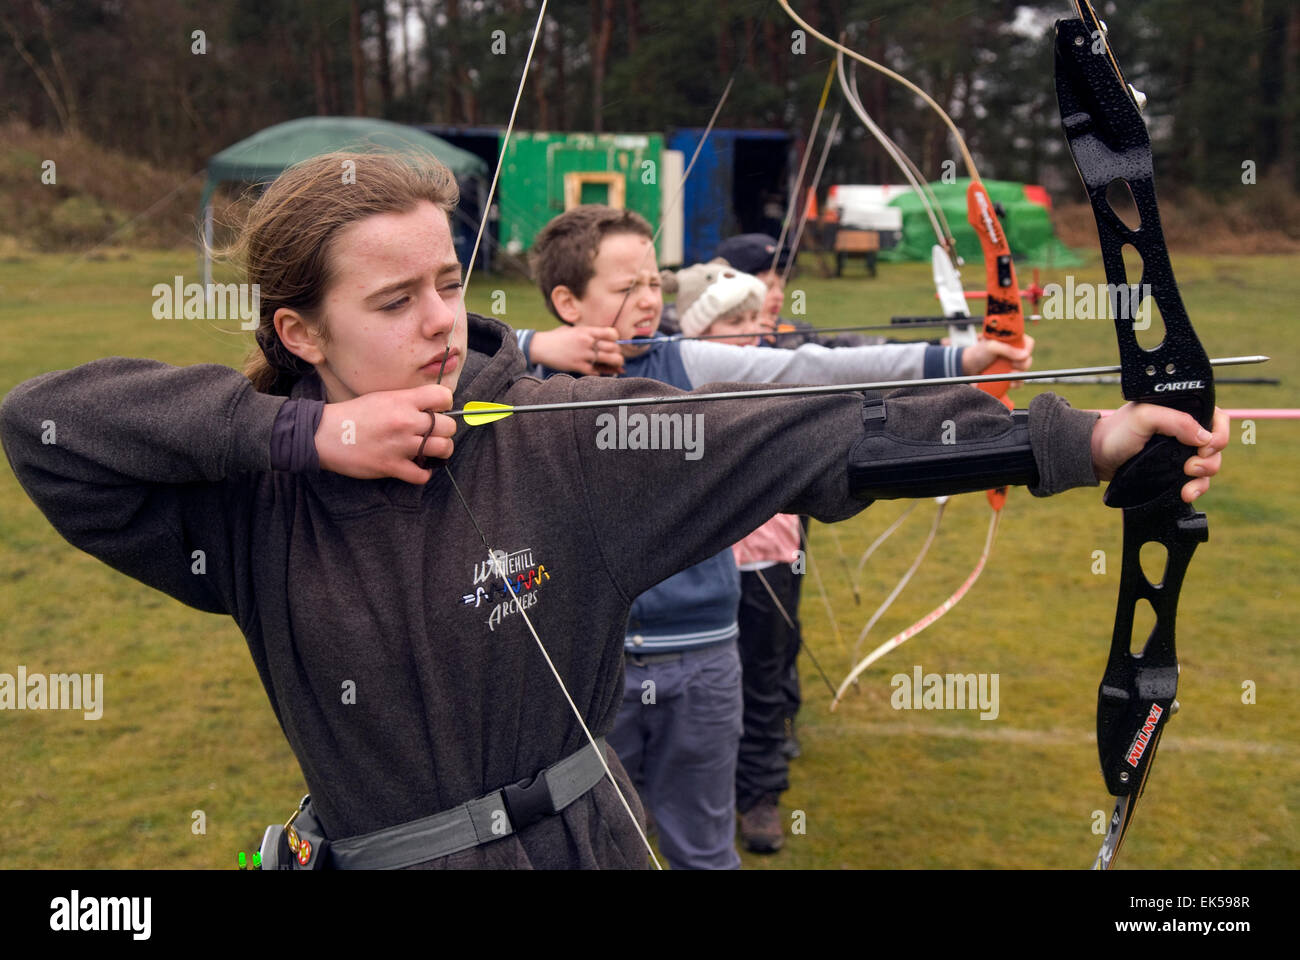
[880,178,1082,267]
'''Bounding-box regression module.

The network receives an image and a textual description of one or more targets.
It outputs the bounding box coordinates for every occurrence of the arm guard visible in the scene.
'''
[848,391,1038,500]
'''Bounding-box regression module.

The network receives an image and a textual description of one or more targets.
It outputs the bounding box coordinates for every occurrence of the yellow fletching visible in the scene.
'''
[461,401,515,426]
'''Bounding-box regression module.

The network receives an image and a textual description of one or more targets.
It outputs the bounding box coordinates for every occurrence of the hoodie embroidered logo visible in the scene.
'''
[462,547,552,631]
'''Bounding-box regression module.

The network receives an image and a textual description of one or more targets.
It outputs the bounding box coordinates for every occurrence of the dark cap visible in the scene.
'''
[715,233,790,275]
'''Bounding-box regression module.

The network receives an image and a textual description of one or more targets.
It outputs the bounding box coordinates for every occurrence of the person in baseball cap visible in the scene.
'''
[714,233,793,277]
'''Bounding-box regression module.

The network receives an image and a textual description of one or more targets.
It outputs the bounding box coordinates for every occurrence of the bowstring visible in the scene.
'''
[770,58,837,276]
[606,0,776,333]
[423,0,661,869]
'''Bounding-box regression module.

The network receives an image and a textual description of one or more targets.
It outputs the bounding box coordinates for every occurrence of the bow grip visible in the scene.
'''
[1103,434,1194,510]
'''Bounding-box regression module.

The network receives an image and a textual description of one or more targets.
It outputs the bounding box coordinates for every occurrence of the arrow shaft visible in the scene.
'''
[618,318,981,345]
[450,355,1268,419]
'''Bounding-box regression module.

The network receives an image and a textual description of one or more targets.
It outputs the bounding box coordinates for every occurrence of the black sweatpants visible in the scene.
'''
[735,563,801,813]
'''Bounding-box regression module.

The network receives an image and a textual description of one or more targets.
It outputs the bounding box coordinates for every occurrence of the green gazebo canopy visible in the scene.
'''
[200,116,488,213]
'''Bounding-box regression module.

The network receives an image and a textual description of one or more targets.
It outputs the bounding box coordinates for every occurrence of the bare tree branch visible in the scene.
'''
[1,8,73,133]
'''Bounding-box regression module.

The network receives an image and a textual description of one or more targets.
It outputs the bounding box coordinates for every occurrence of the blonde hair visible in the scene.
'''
[224,151,460,394]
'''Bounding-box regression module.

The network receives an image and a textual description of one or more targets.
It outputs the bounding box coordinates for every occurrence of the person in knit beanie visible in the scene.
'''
[677,268,769,341]
[658,260,723,337]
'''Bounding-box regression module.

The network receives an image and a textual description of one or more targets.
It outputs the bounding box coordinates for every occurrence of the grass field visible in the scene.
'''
[0,248,1297,869]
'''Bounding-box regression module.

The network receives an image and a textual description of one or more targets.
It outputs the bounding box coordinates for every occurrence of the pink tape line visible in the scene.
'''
[1089,409,1300,420]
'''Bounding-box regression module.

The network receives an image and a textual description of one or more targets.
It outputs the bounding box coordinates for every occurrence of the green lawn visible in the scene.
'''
[0,248,1296,869]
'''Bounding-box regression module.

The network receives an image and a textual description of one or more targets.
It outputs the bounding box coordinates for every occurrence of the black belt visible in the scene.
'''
[259,738,610,870]
[625,639,732,667]
[625,650,683,666]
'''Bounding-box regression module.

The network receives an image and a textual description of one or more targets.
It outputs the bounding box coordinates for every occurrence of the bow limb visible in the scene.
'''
[1055,0,1215,869]
[817,18,1006,681]
[837,51,975,353]
[778,0,981,182]
[850,497,946,662]
[844,54,959,250]
[782,109,841,289]
[837,492,1006,695]
[771,59,838,275]
[837,52,957,260]
[848,500,918,604]
[832,507,999,710]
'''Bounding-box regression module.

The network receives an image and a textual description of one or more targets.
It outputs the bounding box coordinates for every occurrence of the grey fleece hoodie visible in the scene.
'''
[0,314,1098,868]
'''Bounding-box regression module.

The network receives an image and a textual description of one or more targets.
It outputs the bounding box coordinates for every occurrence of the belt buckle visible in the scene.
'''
[501,771,555,832]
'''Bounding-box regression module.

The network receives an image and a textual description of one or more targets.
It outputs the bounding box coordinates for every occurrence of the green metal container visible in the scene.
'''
[497,132,664,256]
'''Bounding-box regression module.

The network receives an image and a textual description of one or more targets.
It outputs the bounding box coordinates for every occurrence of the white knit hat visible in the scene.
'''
[670,261,725,312]
[678,269,768,338]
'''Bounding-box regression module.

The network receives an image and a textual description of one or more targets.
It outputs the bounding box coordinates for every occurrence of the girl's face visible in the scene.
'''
[702,308,761,346]
[285,201,469,402]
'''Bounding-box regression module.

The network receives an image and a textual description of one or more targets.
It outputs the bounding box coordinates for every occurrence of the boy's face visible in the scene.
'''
[755,268,785,328]
[562,231,662,355]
